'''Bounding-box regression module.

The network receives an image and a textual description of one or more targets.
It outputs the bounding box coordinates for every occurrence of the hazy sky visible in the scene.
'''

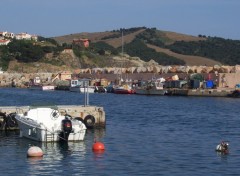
[1,0,239,39]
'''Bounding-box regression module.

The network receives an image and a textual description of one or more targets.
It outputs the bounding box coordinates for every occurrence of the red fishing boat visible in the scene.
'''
[114,84,136,94]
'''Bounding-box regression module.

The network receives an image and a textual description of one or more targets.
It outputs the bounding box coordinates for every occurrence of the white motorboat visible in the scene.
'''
[28,77,55,91]
[70,79,95,93]
[15,106,87,142]
[29,85,55,91]
[70,86,95,93]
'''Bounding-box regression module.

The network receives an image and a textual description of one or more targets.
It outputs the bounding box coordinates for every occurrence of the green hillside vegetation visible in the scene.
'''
[101,27,146,40]
[123,38,185,65]
[135,28,166,47]
[91,41,118,55]
[167,37,240,65]
[131,28,240,66]
[1,27,240,72]
[0,37,64,70]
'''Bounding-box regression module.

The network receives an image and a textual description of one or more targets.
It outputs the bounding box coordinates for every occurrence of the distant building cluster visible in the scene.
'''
[0,31,38,46]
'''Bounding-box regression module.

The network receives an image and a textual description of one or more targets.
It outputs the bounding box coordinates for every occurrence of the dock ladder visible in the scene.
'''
[45,130,55,142]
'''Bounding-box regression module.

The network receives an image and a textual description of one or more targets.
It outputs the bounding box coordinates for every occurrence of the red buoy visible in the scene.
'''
[27,146,43,157]
[92,141,105,152]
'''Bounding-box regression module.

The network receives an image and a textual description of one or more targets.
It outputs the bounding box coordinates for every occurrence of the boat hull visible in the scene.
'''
[16,117,86,142]
[114,89,135,94]
[42,86,55,91]
[70,86,95,93]
[135,88,167,95]
[29,85,55,91]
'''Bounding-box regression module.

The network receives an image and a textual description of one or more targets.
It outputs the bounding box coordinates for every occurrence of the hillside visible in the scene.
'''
[147,44,221,66]
[52,28,218,66]
[1,27,240,73]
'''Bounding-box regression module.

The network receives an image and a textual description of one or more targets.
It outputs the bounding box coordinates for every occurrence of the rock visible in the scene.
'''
[152,66,161,73]
[233,65,240,73]
[162,66,171,73]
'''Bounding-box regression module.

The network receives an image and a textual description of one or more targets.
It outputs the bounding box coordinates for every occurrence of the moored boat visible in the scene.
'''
[114,84,136,94]
[135,78,167,95]
[70,79,95,93]
[28,77,55,90]
[29,85,55,91]
[70,86,95,93]
[15,106,87,142]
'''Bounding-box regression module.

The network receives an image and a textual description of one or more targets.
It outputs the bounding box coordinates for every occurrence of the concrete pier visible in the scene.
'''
[167,88,235,97]
[187,88,234,97]
[0,105,105,130]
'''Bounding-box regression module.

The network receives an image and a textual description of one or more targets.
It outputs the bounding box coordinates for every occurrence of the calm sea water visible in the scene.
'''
[1,88,240,176]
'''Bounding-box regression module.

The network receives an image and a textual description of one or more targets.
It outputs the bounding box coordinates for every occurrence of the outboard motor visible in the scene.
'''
[60,117,72,142]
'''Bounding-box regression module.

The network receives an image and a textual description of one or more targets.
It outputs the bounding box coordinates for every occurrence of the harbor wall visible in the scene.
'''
[217,73,240,88]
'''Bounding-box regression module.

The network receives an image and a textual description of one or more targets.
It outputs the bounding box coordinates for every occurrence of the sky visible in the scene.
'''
[1,0,240,39]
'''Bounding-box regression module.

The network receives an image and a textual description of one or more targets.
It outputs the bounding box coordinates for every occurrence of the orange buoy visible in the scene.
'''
[27,146,44,157]
[92,141,105,152]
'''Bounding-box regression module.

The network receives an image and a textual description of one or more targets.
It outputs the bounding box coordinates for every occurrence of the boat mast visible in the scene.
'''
[122,29,124,61]
[121,29,124,84]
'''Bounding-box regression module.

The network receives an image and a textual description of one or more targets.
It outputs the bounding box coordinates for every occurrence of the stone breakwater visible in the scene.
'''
[85,65,240,74]
[0,72,53,88]
[1,65,240,88]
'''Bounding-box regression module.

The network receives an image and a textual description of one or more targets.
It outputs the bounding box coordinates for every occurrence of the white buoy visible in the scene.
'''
[27,146,43,157]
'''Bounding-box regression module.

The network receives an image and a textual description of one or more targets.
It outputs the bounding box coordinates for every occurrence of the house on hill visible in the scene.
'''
[73,38,90,48]
[0,39,10,45]
[52,71,72,82]
[15,32,38,41]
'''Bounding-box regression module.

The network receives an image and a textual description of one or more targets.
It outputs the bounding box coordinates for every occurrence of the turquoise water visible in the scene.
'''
[1,88,240,175]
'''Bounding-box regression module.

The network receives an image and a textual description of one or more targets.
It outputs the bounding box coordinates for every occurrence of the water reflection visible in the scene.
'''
[40,141,87,159]
[0,130,19,139]
[86,128,106,141]
[25,141,88,175]
[93,150,105,159]
[27,156,43,165]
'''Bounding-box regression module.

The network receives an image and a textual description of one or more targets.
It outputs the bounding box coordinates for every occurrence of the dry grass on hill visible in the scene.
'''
[163,31,206,44]
[53,31,116,44]
[147,44,221,66]
[104,29,146,48]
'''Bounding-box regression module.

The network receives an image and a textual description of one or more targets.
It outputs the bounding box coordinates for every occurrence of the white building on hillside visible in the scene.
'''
[15,32,38,41]
[15,32,32,40]
[0,39,10,45]
[0,31,14,38]
[0,31,7,38]
[5,32,14,38]
[31,34,38,41]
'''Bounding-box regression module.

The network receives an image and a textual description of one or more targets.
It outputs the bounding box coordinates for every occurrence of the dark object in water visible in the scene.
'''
[216,141,229,154]
[229,90,240,98]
